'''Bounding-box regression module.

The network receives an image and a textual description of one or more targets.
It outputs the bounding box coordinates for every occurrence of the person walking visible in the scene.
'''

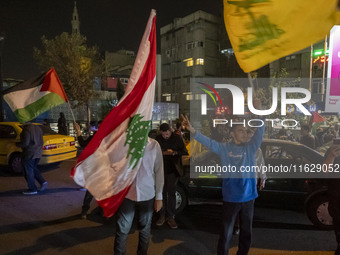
[74,121,103,219]
[182,97,265,255]
[19,122,47,195]
[155,123,188,229]
[114,137,164,255]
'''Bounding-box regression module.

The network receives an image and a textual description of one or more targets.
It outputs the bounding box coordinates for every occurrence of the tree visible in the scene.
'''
[33,32,104,122]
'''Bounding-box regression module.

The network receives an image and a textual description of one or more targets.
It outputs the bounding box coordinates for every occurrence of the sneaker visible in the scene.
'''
[22,190,38,195]
[156,214,165,226]
[39,182,48,192]
[167,218,178,229]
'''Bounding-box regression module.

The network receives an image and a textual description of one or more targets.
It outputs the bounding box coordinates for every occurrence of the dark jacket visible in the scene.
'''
[300,134,316,149]
[58,116,67,135]
[156,132,188,176]
[78,132,96,148]
[19,123,44,159]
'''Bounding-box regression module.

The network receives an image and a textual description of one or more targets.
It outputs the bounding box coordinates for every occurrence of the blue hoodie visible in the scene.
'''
[193,125,265,203]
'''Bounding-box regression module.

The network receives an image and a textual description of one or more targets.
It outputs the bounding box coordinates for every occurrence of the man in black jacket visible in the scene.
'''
[155,123,188,229]
[19,122,47,195]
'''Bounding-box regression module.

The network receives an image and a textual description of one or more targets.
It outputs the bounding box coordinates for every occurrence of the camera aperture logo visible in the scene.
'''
[197,82,312,128]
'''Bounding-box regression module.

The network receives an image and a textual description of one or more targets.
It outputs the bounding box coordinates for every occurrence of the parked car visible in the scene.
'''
[0,122,77,173]
[176,139,332,230]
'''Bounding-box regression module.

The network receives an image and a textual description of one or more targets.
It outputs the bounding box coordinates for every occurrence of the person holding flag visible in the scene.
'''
[1,67,68,195]
[114,137,164,255]
[70,10,160,253]
[71,9,157,219]
[19,122,47,195]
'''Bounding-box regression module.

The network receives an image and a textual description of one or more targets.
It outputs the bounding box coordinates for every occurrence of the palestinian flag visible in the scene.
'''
[71,10,156,217]
[2,68,68,123]
[311,111,326,123]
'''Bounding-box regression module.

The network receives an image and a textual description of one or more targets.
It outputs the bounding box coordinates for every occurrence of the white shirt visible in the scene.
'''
[126,138,164,202]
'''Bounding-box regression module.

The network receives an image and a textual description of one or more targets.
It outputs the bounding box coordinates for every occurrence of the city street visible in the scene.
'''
[0,158,336,255]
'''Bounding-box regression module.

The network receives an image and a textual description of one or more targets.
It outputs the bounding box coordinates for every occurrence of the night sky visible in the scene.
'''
[0,0,223,80]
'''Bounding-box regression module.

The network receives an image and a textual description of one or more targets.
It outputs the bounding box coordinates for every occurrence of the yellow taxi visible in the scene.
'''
[0,122,77,173]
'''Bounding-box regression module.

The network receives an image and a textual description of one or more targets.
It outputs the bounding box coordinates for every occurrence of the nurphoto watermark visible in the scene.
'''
[189,78,337,179]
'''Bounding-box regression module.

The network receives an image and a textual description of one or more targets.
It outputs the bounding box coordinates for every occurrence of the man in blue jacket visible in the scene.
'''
[182,100,265,255]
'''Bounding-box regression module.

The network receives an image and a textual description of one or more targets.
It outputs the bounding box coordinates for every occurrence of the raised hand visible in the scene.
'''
[181,114,195,134]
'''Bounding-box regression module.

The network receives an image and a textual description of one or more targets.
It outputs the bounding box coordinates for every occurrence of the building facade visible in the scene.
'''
[270,40,328,104]
[160,11,222,114]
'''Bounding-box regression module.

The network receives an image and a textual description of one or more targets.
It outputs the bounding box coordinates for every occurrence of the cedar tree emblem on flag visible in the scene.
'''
[224,0,337,72]
[71,10,157,217]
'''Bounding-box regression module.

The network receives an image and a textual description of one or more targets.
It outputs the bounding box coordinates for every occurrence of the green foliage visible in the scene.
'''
[33,32,105,108]
[124,114,151,169]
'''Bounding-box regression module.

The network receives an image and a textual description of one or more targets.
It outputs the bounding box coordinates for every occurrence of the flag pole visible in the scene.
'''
[309,44,313,92]
[247,72,254,89]
[66,101,79,140]
[66,100,76,125]
[321,35,327,102]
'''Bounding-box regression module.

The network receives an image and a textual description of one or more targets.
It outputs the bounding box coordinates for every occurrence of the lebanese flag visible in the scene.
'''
[2,68,68,123]
[71,10,157,217]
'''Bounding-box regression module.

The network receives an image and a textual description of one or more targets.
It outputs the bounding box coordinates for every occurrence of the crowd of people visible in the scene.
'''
[270,123,340,151]
[17,109,340,255]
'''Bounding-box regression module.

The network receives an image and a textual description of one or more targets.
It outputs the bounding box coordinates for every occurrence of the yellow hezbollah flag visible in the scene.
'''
[224,0,337,73]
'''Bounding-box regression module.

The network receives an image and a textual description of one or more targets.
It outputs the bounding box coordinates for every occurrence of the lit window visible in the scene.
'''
[183,58,193,67]
[196,58,204,65]
[183,92,193,101]
[162,94,171,102]
[186,94,193,100]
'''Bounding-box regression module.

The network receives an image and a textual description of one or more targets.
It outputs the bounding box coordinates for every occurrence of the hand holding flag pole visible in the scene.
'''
[71,9,157,217]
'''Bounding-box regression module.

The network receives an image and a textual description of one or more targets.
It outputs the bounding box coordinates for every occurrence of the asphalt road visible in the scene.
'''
[0,159,336,255]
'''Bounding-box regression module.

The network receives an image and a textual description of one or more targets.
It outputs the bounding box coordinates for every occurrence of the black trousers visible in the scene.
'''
[81,190,93,213]
[161,172,178,218]
[217,200,255,255]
